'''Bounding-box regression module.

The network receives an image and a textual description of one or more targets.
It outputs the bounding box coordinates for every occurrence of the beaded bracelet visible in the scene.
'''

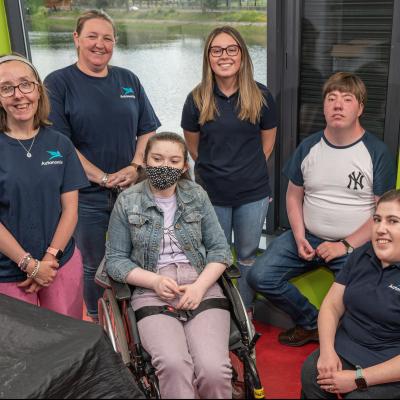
[100,173,109,187]
[18,253,32,273]
[27,259,41,279]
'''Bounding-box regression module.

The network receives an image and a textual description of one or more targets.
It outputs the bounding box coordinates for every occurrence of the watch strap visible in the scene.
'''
[340,239,354,253]
[130,162,141,170]
[355,365,363,380]
[46,246,63,260]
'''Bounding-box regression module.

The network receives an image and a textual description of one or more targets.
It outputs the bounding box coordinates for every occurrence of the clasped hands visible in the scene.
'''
[297,237,347,262]
[17,253,59,294]
[317,351,357,394]
[104,165,139,190]
[153,275,206,310]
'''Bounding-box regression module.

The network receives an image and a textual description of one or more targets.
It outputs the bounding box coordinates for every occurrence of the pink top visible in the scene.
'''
[155,194,190,268]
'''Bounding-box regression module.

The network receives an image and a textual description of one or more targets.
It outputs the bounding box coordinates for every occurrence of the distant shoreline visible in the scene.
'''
[27,8,267,45]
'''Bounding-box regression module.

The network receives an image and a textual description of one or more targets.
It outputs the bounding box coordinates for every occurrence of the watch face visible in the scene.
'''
[55,250,63,260]
[347,247,354,254]
[355,377,368,390]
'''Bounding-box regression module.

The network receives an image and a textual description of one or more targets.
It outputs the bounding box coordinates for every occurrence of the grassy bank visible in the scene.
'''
[28,8,266,46]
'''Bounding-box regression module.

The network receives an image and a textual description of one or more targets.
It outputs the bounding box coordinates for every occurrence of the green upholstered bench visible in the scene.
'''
[290,267,334,309]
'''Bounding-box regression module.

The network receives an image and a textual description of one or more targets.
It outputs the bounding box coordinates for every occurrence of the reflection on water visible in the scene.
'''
[30,31,266,133]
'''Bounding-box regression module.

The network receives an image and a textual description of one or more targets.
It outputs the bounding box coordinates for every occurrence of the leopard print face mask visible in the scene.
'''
[146,165,183,190]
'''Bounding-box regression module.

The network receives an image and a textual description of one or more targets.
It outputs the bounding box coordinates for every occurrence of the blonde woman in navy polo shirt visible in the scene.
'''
[181,26,277,314]
[0,55,88,318]
[301,189,400,399]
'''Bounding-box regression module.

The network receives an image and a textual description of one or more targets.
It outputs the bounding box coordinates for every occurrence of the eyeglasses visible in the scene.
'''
[0,81,38,98]
[209,45,241,57]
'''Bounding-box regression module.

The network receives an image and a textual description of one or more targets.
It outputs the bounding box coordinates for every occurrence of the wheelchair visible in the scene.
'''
[95,259,265,399]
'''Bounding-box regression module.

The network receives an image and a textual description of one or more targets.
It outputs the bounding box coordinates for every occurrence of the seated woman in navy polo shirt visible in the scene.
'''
[0,55,88,318]
[181,26,277,314]
[301,189,400,399]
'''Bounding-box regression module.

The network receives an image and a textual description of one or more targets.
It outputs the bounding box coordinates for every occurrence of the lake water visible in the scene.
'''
[29,30,267,133]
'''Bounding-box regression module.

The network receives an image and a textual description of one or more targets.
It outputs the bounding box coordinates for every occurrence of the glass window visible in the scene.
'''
[24,1,267,134]
[299,0,393,142]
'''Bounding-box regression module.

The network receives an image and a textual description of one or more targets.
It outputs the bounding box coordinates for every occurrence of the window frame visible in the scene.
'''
[267,0,400,232]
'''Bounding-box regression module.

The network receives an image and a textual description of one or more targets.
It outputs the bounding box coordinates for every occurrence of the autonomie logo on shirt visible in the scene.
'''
[388,284,400,293]
[120,87,136,99]
[41,150,63,166]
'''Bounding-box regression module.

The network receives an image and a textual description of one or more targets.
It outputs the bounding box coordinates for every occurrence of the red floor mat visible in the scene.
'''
[254,322,319,399]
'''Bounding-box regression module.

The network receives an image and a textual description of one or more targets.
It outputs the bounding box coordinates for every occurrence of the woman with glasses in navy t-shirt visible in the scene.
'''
[0,55,88,318]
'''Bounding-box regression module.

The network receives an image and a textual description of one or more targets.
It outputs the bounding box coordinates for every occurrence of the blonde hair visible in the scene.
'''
[75,9,116,37]
[0,54,51,132]
[192,26,265,125]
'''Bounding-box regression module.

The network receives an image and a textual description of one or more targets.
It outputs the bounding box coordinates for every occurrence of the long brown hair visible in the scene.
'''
[140,132,192,182]
[0,54,51,132]
[192,26,266,125]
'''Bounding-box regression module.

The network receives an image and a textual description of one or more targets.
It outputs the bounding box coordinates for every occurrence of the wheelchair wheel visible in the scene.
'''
[230,350,264,399]
[98,289,130,366]
[135,374,161,399]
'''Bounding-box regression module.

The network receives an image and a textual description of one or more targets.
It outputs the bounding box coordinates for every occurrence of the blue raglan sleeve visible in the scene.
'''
[282,133,323,187]
[366,135,397,196]
[283,144,306,186]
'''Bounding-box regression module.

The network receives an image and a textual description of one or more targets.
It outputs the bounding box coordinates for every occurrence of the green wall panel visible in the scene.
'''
[0,0,11,55]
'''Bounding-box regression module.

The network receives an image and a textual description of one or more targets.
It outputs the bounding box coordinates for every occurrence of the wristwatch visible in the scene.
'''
[46,246,64,261]
[340,239,354,254]
[355,365,368,391]
[130,162,141,170]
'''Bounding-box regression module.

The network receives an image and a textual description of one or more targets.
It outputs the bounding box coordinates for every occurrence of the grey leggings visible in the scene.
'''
[302,349,400,399]
[132,263,232,399]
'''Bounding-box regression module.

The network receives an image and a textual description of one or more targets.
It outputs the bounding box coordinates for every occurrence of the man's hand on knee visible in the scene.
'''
[316,241,346,263]
[296,238,316,261]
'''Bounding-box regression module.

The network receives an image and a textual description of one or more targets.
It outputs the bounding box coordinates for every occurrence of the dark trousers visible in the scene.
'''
[74,189,118,318]
[301,349,400,399]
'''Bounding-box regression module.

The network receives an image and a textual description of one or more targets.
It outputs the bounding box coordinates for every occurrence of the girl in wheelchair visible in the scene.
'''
[106,132,233,399]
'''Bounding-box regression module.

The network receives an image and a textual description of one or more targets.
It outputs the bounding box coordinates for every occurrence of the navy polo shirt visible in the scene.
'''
[0,127,89,282]
[181,83,277,207]
[45,64,161,193]
[334,242,400,368]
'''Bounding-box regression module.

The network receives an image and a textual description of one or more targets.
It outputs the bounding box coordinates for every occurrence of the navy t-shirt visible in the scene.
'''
[334,242,400,367]
[181,83,277,207]
[44,64,161,193]
[0,127,89,282]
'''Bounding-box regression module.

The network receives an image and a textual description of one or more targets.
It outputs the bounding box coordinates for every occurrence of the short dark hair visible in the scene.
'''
[323,72,367,105]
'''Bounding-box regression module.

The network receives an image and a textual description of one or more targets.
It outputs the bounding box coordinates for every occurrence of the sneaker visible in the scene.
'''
[278,326,319,347]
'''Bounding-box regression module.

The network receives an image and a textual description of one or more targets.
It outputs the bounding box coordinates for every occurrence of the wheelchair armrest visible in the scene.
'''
[109,278,132,302]
[223,264,241,280]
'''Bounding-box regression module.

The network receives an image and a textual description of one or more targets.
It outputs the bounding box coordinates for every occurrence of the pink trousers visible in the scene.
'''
[132,263,232,399]
[0,248,83,319]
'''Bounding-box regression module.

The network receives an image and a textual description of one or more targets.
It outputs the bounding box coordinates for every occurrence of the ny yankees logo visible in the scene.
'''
[347,171,365,190]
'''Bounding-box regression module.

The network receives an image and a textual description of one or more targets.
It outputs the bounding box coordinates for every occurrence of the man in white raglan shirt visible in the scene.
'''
[248,72,396,346]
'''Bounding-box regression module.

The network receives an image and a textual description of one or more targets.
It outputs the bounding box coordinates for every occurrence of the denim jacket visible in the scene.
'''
[106,179,232,283]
